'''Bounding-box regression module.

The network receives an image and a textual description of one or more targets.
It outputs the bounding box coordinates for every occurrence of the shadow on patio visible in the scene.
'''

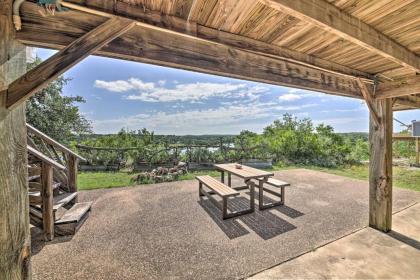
[199,193,303,240]
[31,169,420,280]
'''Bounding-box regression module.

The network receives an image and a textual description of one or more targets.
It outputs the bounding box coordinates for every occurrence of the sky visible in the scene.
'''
[35,48,418,135]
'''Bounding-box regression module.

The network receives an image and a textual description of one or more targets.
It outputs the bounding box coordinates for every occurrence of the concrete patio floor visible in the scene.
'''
[31,169,420,280]
[249,202,420,279]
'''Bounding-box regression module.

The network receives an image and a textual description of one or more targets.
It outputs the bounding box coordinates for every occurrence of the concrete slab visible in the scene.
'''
[31,169,420,280]
[249,203,420,279]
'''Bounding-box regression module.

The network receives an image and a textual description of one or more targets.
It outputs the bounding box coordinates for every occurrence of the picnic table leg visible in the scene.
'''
[199,182,204,197]
[222,197,228,219]
[220,171,225,183]
[228,173,231,187]
[245,179,255,212]
[258,179,264,208]
[280,186,285,204]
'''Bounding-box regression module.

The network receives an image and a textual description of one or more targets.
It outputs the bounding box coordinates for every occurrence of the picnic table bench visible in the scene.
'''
[196,175,254,219]
[256,177,290,210]
[196,164,291,219]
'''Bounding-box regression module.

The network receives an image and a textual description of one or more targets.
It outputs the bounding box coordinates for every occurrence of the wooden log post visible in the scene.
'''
[369,98,393,232]
[0,1,31,279]
[41,162,54,241]
[68,154,78,194]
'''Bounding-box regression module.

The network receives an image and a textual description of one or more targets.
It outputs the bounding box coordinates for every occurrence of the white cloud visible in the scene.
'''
[94,78,270,103]
[92,105,272,134]
[314,117,365,126]
[94,78,155,92]
[279,93,302,102]
[94,80,135,92]
[126,82,252,102]
[275,104,317,111]
[334,107,365,112]
[91,96,319,134]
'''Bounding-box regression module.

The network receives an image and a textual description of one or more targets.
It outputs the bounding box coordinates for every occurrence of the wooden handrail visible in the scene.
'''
[27,146,66,171]
[26,123,86,161]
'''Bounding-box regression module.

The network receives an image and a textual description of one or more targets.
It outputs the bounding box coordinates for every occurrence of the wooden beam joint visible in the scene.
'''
[356,78,381,128]
[5,16,135,110]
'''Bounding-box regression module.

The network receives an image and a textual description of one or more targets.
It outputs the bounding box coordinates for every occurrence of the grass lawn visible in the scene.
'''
[78,170,221,191]
[78,172,135,190]
[294,164,420,192]
[78,165,420,192]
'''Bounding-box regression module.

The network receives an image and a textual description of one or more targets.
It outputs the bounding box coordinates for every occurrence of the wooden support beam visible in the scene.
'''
[393,95,420,110]
[376,76,420,99]
[356,79,380,127]
[369,98,393,232]
[60,0,373,81]
[4,16,135,110]
[15,2,364,99]
[260,0,420,73]
[0,1,31,279]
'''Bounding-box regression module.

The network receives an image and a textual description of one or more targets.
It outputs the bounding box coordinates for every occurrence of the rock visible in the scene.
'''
[131,172,149,183]
[130,174,140,182]
[154,175,163,183]
[177,161,187,167]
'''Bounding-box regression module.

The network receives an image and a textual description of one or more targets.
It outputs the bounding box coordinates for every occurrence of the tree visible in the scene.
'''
[26,57,92,142]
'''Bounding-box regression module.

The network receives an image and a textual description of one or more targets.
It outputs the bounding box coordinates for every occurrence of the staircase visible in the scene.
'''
[27,124,92,241]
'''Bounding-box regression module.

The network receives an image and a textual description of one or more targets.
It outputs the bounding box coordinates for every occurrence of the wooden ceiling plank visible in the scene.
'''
[376,76,420,99]
[4,16,135,109]
[17,2,365,99]
[259,0,420,72]
[58,0,373,80]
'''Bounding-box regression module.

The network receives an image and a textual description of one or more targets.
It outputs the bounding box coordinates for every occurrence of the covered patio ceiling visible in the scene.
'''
[14,0,420,111]
[1,1,419,278]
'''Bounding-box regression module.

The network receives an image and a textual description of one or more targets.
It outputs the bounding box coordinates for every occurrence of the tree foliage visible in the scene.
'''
[74,114,372,169]
[26,57,92,143]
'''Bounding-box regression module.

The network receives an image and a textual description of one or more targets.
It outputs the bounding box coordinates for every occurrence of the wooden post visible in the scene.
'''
[416,137,419,165]
[41,162,54,241]
[0,1,31,279]
[68,154,78,194]
[369,98,393,232]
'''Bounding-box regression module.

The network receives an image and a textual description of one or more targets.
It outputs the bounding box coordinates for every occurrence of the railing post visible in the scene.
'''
[68,154,78,194]
[41,162,54,241]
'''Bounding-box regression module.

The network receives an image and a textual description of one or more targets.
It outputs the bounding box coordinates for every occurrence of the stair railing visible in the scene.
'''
[26,123,86,193]
[28,145,66,241]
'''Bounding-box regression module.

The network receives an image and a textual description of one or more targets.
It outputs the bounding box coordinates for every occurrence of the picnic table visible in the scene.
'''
[214,163,273,188]
[197,163,289,219]
[215,163,289,210]
[214,163,274,212]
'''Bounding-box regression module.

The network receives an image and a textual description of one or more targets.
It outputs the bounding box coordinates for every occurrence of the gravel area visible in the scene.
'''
[31,169,420,280]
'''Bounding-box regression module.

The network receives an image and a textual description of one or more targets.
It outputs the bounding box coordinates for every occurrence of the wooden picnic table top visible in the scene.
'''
[214,163,274,180]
